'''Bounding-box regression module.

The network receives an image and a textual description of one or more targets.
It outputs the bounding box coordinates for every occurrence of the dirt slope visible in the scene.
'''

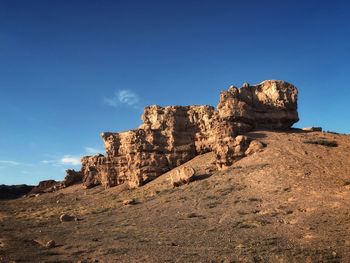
[1,130,350,262]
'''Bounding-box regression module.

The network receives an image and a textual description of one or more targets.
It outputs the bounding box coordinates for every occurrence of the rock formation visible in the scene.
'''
[63,169,83,187]
[72,80,298,189]
[81,105,215,189]
[215,80,298,131]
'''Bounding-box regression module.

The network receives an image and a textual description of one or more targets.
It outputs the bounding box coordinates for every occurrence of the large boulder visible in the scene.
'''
[170,166,196,187]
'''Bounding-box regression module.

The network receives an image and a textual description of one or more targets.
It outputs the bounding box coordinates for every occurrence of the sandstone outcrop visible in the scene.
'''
[72,80,298,189]
[81,105,215,189]
[216,80,298,131]
[63,169,83,187]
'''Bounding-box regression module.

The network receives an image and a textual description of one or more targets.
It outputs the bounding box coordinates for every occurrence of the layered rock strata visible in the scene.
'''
[81,105,215,188]
[77,80,298,189]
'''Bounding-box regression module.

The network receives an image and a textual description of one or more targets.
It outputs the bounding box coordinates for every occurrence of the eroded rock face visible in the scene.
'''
[77,80,298,188]
[81,105,215,189]
[63,169,83,187]
[216,80,299,131]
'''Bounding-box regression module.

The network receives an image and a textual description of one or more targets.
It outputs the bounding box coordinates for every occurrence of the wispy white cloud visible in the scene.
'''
[60,155,81,166]
[40,146,104,168]
[0,160,20,166]
[85,147,103,155]
[41,155,81,167]
[104,89,140,108]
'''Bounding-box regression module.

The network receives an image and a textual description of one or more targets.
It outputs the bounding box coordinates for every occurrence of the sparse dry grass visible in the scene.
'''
[1,131,350,262]
[303,138,338,147]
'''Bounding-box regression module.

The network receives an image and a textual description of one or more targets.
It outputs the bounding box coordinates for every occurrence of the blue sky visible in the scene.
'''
[1,0,349,185]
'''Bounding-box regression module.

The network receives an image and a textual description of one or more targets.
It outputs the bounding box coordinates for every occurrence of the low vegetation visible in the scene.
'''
[303,138,338,147]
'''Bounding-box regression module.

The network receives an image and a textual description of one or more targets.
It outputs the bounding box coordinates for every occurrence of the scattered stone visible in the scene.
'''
[59,213,77,222]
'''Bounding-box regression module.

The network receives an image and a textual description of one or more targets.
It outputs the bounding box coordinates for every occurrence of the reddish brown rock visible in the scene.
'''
[81,155,105,189]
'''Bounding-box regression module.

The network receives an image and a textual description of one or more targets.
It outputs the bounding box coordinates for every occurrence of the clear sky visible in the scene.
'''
[1,0,349,185]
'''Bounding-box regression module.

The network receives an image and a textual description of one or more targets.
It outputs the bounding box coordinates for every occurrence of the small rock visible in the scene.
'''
[245,140,265,155]
[60,213,77,222]
[123,199,137,206]
[46,240,56,248]
[33,239,56,249]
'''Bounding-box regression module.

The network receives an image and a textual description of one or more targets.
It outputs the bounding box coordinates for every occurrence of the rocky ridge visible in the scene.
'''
[73,80,298,189]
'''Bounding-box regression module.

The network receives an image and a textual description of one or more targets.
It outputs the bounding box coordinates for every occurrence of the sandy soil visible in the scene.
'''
[1,130,350,263]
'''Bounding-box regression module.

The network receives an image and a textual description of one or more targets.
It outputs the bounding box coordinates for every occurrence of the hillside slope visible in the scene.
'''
[1,129,350,262]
